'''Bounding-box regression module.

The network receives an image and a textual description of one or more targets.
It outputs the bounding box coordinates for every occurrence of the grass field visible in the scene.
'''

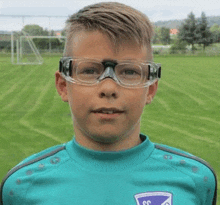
[0,54,219,203]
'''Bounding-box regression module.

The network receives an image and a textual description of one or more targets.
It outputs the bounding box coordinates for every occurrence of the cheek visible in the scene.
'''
[130,88,148,104]
[125,89,148,115]
[67,86,90,114]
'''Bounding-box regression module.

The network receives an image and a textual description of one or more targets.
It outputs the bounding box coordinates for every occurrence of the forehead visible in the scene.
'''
[68,31,151,61]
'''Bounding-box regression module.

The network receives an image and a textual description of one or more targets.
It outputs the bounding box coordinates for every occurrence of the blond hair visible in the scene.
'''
[64,2,154,58]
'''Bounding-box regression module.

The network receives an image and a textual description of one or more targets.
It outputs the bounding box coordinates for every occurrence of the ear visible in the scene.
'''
[145,80,158,104]
[55,71,68,102]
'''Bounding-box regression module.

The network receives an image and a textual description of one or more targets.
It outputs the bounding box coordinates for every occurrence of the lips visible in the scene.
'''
[91,107,124,114]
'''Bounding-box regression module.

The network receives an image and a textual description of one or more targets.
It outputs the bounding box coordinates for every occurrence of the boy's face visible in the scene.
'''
[55,31,158,151]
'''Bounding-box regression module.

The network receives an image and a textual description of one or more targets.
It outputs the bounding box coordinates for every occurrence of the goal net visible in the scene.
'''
[11,31,43,64]
[11,31,66,65]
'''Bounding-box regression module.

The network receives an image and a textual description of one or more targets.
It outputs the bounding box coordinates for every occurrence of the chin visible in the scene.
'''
[90,133,123,144]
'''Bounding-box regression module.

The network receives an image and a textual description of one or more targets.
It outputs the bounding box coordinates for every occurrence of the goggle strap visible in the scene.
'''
[59,57,72,76]
[148,64,161,80]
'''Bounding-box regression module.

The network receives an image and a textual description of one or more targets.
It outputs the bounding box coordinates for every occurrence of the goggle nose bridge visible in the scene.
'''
[98,60,119,82]
[98,66,119,82]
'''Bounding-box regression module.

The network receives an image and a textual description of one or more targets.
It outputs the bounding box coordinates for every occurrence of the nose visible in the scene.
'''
[98,78,119,99]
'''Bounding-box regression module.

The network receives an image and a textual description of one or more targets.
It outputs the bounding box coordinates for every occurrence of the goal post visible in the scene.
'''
[11,31,66,65]
[11,31,43,65]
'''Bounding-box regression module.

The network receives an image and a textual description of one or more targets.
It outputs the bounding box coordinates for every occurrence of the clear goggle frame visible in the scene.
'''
[59,57,161,88]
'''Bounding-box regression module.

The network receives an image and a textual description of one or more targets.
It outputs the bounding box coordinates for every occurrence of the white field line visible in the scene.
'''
[0,68,37,102]
[0,124,30,157]
[154,96,171,111]
[166,64,220,105]
[19,120,64,143]
[1,78,33,110]
[169,114,219,136]
[147,119,219,147]
[198,116,220,125]
[20,78,53,118]
[172,113,220,126]
[19,79,63,143]
[188,79,220,105]
[168,78,220,106]
[0,64,22,78]
[196,126,219,135]
[156,112,220,137]
[162,81,205,105]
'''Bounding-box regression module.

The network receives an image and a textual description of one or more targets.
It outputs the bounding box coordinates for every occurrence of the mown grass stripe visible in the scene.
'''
[147,119,218,146]
[1,77,34,111]
[19,120,64,143]
[1,55,219,203]
[0,67,37,102]
[154,96,171,111]
[19,78,63,143]
[162,81,206,105]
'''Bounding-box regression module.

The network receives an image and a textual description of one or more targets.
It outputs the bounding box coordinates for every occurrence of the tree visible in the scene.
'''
[196,12,213,50]
[152,27,161,44]
[210,23,220,43]
[152,26,171,45]
[22,24,49,36]
[170,35,187,54]
[178,12,198,51]
[61,29,66,36]
[160,27,171,45]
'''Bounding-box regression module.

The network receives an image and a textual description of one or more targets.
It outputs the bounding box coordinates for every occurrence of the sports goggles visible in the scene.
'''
[59,57,161,88]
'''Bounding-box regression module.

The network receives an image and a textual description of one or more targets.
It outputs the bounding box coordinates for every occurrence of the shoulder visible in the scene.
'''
[0,143,68,205]
[5,144,66,178]
[153,143,217,205]
[154,143,214,170]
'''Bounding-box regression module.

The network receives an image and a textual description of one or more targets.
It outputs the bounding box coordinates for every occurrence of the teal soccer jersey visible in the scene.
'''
[1,134,217,204]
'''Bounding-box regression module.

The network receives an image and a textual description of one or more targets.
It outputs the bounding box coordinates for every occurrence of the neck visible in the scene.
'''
[74,123,142,152]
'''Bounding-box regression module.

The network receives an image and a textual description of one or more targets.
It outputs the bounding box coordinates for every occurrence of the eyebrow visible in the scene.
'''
[103,58,145,62]
[102,58,118,63]
[121,57,148,62]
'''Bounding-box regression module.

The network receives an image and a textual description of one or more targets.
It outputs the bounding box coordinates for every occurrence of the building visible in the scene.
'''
[170,29,179,35]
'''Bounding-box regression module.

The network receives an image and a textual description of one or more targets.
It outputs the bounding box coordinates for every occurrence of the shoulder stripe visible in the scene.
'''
[0,145,65,205]
[155,144,217,205]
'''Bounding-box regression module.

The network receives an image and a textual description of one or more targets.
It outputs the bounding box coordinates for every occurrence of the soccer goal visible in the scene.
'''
[11,31,66,65]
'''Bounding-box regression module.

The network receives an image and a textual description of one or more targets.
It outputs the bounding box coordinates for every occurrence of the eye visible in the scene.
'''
[120,67,141,77]
[115,64,142,84]
[81,68,97,74]
[77,62,103,76]
[123,69,139,75]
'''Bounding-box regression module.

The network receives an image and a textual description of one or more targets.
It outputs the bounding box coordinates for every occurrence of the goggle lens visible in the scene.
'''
[59,57,161,88]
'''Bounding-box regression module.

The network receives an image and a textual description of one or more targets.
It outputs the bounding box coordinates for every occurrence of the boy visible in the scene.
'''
[0,2,217,204]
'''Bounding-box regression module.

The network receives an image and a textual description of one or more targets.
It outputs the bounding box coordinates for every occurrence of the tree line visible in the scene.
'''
[20,12,220,52]
[155,11,220,53]
[0,24,65,52]
[0,11,220,53]
[21,25,65,52]
[178,12,217,51]
[155,15,220,29]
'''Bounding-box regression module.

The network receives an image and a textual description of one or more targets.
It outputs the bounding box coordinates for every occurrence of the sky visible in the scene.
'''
[0,0,219,31]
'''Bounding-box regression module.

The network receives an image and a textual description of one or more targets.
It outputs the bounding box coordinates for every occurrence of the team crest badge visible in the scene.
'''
[134,192,173,205]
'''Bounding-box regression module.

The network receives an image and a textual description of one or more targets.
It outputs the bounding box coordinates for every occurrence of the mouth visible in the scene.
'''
[91,107,124,114]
